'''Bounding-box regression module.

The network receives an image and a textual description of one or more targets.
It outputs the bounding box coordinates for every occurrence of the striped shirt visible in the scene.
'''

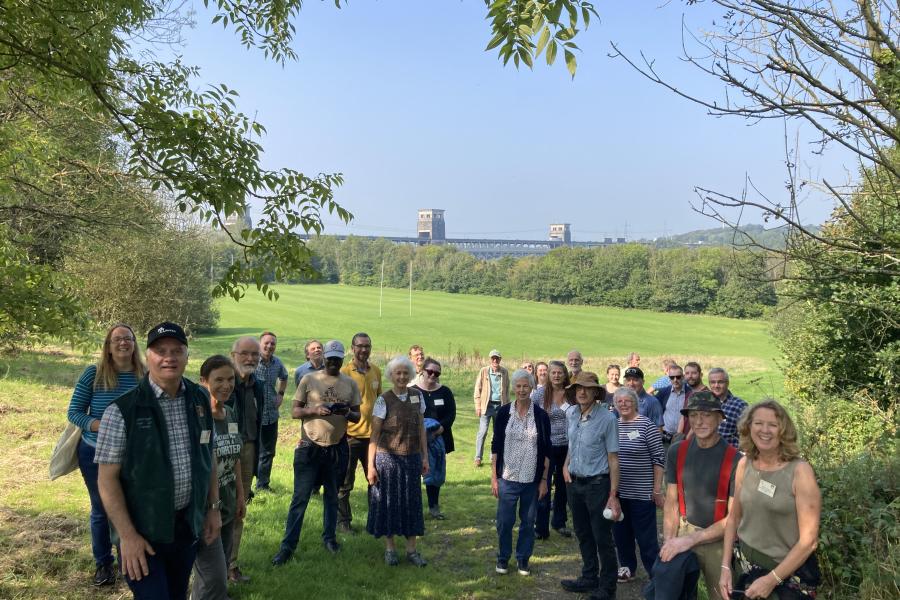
[546,401,571,447]
[616,415,665,501]
[95,377,193,510]
[67,365,138,446]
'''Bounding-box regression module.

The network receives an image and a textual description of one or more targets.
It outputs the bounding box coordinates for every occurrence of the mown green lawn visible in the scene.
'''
[0,284,780,599]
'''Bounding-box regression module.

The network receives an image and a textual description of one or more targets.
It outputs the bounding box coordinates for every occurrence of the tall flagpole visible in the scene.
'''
[408,259,413,317]
[379,259,385,318]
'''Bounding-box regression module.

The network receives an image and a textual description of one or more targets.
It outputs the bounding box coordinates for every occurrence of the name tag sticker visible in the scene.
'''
[228,423,239,435]
[410,395,419,404]
[371,381,379,390]
[200,430,211,445]
[757,479,776,497]
[434,399,445,406]
[627,430,640,440]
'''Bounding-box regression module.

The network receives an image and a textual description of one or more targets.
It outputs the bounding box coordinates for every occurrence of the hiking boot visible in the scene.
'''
[92,563,115,587]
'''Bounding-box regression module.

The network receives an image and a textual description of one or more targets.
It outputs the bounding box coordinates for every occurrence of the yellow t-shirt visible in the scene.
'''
[341,362,382,439]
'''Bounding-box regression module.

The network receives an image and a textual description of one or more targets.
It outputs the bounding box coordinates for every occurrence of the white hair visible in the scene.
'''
[386,355,415,379]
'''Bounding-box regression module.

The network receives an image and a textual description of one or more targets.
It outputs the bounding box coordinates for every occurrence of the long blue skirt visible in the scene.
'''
[366,452,425,538]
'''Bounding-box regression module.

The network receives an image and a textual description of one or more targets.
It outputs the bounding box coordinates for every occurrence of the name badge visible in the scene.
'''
[228,423,239,435]
[371,381,379,390]
[757,479,776,498]
[410,395,419,404]
[200,430,211,444]
[434,399,445,406]
[627,430,640,441]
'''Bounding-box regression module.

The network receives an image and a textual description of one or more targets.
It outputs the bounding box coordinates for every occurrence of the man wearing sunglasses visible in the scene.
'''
[657,364,690,446]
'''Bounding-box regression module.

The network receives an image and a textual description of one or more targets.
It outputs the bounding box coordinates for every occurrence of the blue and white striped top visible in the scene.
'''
[67,365,139,446]
[616,415,666,501]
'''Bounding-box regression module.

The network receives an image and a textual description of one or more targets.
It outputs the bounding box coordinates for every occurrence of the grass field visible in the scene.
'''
[0,284,782,599]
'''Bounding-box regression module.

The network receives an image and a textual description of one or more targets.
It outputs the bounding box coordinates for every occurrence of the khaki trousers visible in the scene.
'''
[678,518,725,600]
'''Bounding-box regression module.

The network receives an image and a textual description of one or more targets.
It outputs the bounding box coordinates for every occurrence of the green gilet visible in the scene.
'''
[114,376,213,544]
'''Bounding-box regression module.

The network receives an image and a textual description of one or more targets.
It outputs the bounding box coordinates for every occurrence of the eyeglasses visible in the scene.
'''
[669,375,684,380]
[112,336,135,344]
[424,369,441,377]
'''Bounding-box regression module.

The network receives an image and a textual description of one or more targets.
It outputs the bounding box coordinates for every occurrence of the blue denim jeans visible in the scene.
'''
[474,402,500,460]
[279,439,346,552]
[256,421,278,489]
[496,478,538,563]
[123,513,197,600]
[77,439,114,567]
[613,497,660,576]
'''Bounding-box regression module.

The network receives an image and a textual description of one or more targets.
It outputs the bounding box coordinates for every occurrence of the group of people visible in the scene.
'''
[476,350,821,600]
[66,324,821,600]
[66,323,458,599]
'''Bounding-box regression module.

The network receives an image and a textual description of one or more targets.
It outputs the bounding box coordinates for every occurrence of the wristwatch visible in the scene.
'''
[207,499,223,511]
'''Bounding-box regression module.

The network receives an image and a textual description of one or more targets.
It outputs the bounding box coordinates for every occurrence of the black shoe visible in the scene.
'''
[535,531,550,540]
[560,577,599,593]
[517,559,530,576]
[92,563,115,587]
[256,485,272,493]
[271,549,293,567]
[554,526,574,538]
[495,559,509,574]
[323,539,341,554]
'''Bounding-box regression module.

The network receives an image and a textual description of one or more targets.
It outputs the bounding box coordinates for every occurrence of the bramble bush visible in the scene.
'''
[794,395,899,599]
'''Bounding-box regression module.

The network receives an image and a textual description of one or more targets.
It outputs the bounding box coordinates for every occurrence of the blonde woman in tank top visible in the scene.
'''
[719,400,821,600]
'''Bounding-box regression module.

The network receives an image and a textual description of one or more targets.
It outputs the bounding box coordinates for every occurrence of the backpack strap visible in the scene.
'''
[714,444,738,522]
[675,439,690,517]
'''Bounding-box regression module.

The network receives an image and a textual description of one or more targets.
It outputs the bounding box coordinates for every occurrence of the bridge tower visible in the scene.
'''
[417,209,446,242]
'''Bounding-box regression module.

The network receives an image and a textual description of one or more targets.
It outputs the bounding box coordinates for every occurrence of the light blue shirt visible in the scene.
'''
[489,370,502,403]
[566,403,619,477]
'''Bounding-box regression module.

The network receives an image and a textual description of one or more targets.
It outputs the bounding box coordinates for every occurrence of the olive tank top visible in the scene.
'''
[737,459,801,561]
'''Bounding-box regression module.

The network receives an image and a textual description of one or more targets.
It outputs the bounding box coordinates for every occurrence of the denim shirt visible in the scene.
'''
[566,403,619,477]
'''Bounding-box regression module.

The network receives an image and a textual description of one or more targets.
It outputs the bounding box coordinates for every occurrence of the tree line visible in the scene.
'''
[279,237,777,319]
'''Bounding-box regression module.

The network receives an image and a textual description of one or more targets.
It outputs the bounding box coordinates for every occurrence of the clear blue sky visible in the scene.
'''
[178,1,849,241]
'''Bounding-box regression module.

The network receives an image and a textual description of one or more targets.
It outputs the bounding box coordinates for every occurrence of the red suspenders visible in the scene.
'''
[676,439,738,522]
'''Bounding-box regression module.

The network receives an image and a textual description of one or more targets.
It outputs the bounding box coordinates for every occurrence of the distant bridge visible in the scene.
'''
[298,234,625,259]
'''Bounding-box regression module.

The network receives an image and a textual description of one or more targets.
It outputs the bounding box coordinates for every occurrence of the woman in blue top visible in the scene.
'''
[66,323,144,587]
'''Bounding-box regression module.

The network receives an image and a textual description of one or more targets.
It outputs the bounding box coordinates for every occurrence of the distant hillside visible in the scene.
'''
[648,224,820,249]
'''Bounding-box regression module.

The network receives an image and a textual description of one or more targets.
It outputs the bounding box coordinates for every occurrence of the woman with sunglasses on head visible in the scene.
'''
[604,364,622,406]
[67,323,145,587]
[411,357,456,519]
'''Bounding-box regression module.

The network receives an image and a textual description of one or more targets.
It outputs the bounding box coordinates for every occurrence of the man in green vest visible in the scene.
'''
[96,322,221,600]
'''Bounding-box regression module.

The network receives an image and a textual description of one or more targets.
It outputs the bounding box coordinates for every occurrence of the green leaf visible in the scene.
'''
[546,40,558,65]
[536,27,551,56]
[565,49,577,78]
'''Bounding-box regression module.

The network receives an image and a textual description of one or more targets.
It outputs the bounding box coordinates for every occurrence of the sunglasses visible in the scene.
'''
[424,369,441,377]
[669,375,684,380]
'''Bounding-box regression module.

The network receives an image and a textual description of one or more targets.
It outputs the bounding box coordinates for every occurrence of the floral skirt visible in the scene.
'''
[366,452,425,538]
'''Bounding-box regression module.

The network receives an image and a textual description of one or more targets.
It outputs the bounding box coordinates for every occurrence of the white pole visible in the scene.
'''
[379,259,385,318]
[408,259,413,317]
